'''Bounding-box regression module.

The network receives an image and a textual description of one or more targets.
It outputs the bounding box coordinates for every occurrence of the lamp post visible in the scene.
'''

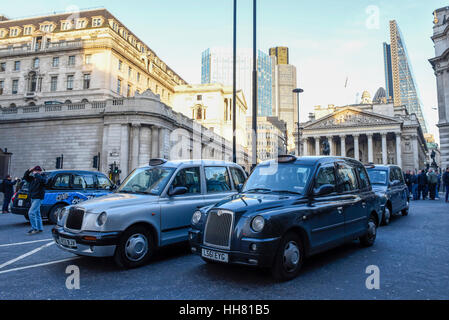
[292,88,304,156]
[251,0,257,171]
[232,0,237,164]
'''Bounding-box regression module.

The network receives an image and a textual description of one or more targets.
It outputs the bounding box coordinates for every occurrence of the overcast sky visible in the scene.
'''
[2,0,446,142]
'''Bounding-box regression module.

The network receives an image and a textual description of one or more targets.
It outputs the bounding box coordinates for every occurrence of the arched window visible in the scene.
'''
[196,107,202,120]
[81,98,88,103]
[64,100,72,104]
[28,102,36,106]
[9,103,16,108]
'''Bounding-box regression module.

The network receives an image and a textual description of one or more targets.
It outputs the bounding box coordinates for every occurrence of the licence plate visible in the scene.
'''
[202,248,229,263]
[18,194,28,199]
[59,237,76,248]
[18,200,23,207]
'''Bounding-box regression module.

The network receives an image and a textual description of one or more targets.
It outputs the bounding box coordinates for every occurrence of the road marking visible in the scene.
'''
[0,257,80,275]
[0,241,54,269]
[0,238,53,248]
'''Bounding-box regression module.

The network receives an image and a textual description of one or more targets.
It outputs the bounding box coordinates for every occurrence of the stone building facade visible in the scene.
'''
[295,91,428,171]
[0,91,248,179]
[0,8,186,108]
[429,6,449,170]
[172,83,248,149]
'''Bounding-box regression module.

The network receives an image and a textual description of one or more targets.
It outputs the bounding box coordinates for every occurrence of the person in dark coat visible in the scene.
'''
[2,175,18,213]
[23,166,47,234]
[410,171,418,200]
[417,169,428,200]
[443,167,449,203]
[404,170,412,194]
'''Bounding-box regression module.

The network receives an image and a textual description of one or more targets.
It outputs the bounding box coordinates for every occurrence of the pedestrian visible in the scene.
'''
[428,168,438,200]
[23,166,46,235]
[437,170,442,199]
[404,170,412,194]
[443,167,449,203]
[410,170,418,200]
[417,169,428,200]
[1,175,19,213]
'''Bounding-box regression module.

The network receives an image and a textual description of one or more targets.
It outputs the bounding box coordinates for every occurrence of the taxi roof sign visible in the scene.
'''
[149,159,167,166]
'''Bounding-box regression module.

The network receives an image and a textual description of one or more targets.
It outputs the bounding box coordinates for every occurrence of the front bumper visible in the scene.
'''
[188,229,280,268]
[52,226,121,257]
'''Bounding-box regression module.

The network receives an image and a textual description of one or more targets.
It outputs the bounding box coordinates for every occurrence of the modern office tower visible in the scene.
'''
[430,6,449,170]
[201,47,272,117]
[269,46,298,153]
[269,46,289,65]
[383,20,427,132]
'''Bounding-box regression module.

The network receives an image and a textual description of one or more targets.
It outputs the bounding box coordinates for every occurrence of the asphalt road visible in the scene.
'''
[0,197,448,300]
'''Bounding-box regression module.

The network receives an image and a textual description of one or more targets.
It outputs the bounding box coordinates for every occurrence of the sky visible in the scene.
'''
[1,0,446,142]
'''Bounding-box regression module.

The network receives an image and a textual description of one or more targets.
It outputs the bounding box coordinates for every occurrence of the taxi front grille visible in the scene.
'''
[65,207,85,230]
[203,210,234,249]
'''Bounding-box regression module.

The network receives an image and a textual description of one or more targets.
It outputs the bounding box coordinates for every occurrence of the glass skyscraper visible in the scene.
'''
[201,48,273,117]
[383,20,427,132]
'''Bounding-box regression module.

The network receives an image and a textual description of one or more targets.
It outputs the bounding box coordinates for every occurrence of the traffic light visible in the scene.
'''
[56,155,63,169]
[92,153,100,170]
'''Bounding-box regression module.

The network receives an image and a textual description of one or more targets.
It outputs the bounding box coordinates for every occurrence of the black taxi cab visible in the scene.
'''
[189,155,382,281]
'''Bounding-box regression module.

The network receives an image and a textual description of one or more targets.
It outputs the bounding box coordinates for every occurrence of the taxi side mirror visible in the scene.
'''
[313,184,335,197]
[168,186,188,197]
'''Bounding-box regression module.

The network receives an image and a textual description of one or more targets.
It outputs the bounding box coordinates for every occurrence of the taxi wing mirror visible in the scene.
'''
[313,184,335,197]
[168,186,188,196]
[236,183,243,192]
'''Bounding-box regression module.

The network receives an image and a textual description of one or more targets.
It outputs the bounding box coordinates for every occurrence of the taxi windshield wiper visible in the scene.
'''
[272,190,302,196]
[244,188,272,193]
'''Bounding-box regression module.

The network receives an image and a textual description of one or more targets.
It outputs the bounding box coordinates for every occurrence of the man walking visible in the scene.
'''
[1,175,18,213]
[443,167,449,203]
[417,169,428,200]
[404,170,412,195]
[410,170,418,200]
[428,169,438,200]
[23,166,46,234]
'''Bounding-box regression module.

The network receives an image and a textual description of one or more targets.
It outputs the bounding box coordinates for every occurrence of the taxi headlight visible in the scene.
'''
[251,216,265,233]
[192,210,202,225]
[97,212,107,226]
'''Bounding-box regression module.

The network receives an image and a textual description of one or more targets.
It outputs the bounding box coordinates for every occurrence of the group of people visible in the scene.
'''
[404,167,449,202]
[1,166,47,235]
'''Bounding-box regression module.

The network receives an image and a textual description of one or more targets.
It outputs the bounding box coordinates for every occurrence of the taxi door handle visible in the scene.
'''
[337,207,343,214]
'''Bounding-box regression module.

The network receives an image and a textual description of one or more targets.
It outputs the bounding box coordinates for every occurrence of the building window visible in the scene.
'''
[0,62,5,72]
[14,61,20,71]
[10,28,19,37]
[117,78,122,94]
[33,58,39,69]
[83,74,91,89]
[128,67,132,78]
[85,54,92,65]
[50,76,58,92]
[61,22,71,31]
[0,80,4,95]
[127,84,131,97]
[52,57,59,67]
[197,95,202,101]
[67,75,74,90]
[137,72,140,82]
[118,60,122,71]
[24,26,33,35]
[76,20,86,29]
[92,18,103,27]
[12,80,18,94]
[68,56,75,66]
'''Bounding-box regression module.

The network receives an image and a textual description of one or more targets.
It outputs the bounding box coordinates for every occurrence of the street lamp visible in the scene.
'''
[251,0,257,171]
[292,88,304,156]
[232,0,237,164]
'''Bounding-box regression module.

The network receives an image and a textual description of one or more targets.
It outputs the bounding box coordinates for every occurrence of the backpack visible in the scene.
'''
[0,179,4,193]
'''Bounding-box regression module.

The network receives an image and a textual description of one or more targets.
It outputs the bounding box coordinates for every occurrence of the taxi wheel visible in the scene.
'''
[271,232,304,281]
[360,216,377,247]
[48,204,65,224]
[114,226,154,269]
[401,201,409,216]
[381,207,391,226]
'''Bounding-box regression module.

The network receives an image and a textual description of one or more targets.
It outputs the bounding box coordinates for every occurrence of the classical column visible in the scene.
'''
[101,124,110,172]
[120,124,130,178]
[131,123,140,171]
[327,136,334,155]
[396,133,402,168]
[315,137,320,156]
[159,127,167,159]
[340,135,346,157]
[412,135,419,170]
[353,134,359,161]
[139,126,151,167]
[367,133,374,163]
[151,125,159,158]
[381,133,388,164]
[302,138,308,156]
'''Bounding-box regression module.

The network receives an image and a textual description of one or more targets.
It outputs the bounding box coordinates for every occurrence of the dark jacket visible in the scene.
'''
[23,170,47,200]
[410,174,418,184]
[2,179,17,196]
[404,173,412,186]
[417,172,427,186]
[443,171,449,185]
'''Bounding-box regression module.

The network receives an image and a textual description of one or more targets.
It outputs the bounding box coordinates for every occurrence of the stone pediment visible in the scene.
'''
[304,107,401,130]
[135,89,161,101]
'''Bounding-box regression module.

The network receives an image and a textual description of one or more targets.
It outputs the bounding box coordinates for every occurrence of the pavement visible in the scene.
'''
[0,196,448,300]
